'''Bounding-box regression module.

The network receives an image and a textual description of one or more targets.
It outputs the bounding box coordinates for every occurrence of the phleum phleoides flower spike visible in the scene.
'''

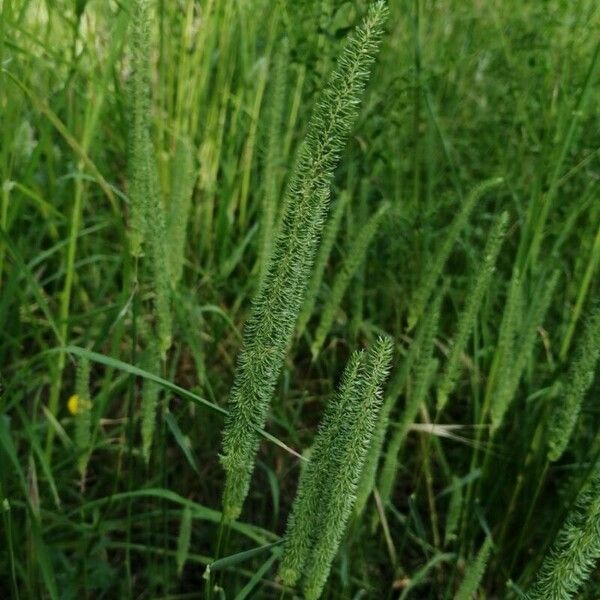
[524,464,600,600]
[547,305,600,462]
[279,336,393,598]
[220,1,389,522]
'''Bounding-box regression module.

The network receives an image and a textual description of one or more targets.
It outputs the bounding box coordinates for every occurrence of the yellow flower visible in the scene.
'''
[68,394,91,415]
[67,394,80,415]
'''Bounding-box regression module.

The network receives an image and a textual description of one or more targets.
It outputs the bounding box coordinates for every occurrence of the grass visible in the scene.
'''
[1,0,600,598]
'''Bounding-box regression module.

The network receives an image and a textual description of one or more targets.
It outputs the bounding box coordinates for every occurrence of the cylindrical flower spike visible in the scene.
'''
[220,1,389,521]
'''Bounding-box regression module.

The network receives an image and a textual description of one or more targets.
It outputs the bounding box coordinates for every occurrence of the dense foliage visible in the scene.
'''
[0,0,599,598]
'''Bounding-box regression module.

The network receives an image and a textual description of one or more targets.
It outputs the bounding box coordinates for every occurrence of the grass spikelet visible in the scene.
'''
[128,0,172,356]
[524,464,600,600]
[278,351,366,587]
[491,270,559,431]
[220,2,389,521]
[73,358,92,480]
[167,136,196,287]
[547,306,600,461]
[127,0,152,257]
[148,187,173,357]
[455,537,493,600]
[296,191,350,338]
[444,476,463,546]
[310,201,390,359]
[378,293,442,507]
[141,341,161,464]
[301,337,393,599]
[488,268,522,427]
[407,177,504,330]
[437,212,508,411]
[176,505,193,576]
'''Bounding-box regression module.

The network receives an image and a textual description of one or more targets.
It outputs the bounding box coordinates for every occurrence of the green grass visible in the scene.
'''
[1,0,600,598]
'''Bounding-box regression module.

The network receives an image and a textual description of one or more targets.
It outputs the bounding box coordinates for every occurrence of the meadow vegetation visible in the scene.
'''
[1,0,599,598]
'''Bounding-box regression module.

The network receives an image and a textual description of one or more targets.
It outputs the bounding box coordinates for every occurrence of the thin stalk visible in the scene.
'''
[497,420,546,549]
[420,427,440,549]
[125,259,139,599]
[508,461,549,576]
[559,219,600,359]
[45,164,84,459]
[160,358,169,593]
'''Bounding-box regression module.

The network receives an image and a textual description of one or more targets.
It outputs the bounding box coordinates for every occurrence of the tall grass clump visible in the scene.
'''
[220,2,389,521]
[524,464,600,600]
[279,337,393,598]
[5,0,600,597]
[547,306,600,462]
